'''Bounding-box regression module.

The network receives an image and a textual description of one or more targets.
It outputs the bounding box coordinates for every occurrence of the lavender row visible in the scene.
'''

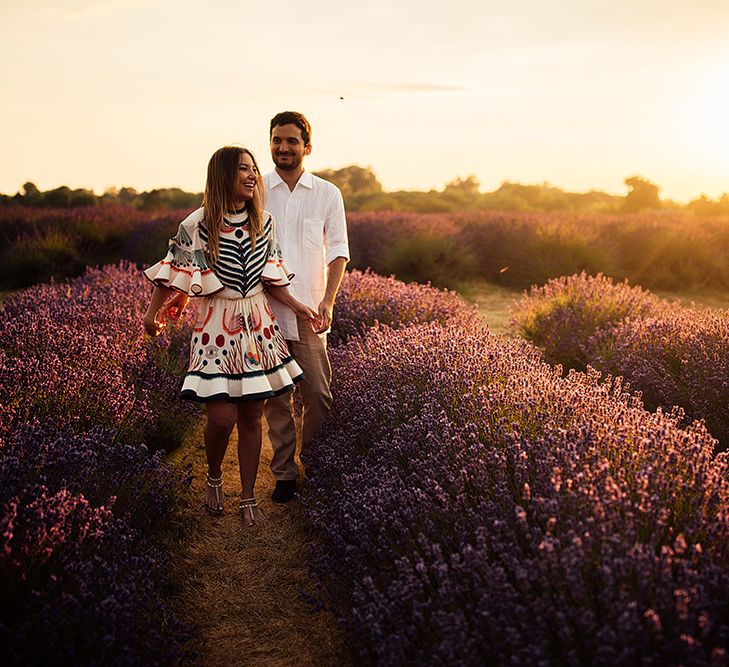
[347,209,729,291]
[304,321,729,666]
[330,269,480,346]
[0,263,197,665]
[0,205,185,288]
[512,272,729,449]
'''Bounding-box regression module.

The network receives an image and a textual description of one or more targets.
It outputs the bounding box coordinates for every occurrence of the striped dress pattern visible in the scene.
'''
[144,207,303,402]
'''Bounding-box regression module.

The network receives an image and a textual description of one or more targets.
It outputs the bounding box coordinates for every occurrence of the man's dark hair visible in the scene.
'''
[269,111,312,146]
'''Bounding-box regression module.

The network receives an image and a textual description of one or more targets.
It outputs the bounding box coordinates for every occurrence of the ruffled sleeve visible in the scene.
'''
[143,209,225,296]
[261,214,294,288]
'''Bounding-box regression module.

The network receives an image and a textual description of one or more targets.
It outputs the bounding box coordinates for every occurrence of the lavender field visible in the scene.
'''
[0,264,197,665]
[307,316,729,665]
[2,261,729,665]
[4,205,729,293]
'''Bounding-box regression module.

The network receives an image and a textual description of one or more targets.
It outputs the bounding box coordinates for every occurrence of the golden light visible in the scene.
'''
[682,62,729,168]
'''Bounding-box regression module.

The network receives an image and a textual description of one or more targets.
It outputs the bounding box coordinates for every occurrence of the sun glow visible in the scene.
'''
[683,63,729,168]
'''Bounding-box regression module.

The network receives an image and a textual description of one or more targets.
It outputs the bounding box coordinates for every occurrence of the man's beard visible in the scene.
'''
[274,155,302,171]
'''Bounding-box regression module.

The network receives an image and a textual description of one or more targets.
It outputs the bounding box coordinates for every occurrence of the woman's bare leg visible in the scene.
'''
[237,400,265,524]
[204,401,237,510]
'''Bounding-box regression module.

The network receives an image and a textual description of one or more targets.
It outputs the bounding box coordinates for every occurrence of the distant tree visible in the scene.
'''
[314,165,382,199]
[687,192,729,217]
[118,187,139,205]
[623,176,661,213]
[138,187,200,211]
[69,188,98,207]
[19,181,42,206]
[43,186,73,208]
[444,175,480,195]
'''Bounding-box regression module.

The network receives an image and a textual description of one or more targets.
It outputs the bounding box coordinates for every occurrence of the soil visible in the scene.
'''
[167,419,353,667]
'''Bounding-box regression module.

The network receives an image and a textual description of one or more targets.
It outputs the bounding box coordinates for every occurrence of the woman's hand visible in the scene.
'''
[143,311,165,337]
[143,285,176,337]
[291,298,322,330]
[161,292,189,321]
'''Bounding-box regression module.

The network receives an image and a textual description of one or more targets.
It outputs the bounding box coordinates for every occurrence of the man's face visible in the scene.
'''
[270,123,311,172]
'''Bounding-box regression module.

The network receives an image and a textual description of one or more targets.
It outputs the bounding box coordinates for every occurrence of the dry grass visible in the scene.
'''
[166,419,352,667]
[455,280,521,336]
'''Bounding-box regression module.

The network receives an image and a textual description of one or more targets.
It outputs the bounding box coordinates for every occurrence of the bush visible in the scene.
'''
[586,310,729,449]
[0,206,186,290]
[510,272,669,371]
[345,210,729,291]
[330,269,480,347]
[380,232,478,288]
[512,272,729,450]
[0,262,197,450]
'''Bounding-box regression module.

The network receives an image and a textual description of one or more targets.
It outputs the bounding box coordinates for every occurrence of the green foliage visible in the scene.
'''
[0,229,84,287]
[380,232,478,289]
[633,227,729,290]
[506,228,619,289]
[2,182,201,211]
[5,169,728,216]
[313,165,382,200]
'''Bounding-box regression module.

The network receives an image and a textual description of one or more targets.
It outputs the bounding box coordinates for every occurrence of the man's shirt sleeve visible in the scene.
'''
[323,186,350,265]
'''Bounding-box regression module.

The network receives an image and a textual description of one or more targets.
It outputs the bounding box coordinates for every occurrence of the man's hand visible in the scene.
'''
[290,298,322,331]
[161,292,189,321]
[315,299,334,334]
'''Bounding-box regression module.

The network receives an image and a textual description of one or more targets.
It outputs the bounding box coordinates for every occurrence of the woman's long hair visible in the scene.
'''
[202,146,264,262]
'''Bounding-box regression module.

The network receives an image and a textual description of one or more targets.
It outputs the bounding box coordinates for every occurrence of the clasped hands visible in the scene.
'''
[144,292,331,337]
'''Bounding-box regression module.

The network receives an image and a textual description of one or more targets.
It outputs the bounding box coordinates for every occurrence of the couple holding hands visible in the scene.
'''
[143,111,349,526]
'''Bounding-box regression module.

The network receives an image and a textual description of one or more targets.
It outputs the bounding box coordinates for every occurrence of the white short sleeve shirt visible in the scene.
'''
[263,170,349,340]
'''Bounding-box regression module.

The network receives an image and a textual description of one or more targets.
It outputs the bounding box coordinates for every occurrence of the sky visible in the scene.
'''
[2,0,729,202]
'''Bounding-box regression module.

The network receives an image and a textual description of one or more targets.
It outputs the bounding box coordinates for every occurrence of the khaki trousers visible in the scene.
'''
[265,316,332,481]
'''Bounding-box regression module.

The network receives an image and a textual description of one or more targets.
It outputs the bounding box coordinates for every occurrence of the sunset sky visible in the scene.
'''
[2,0,729,201]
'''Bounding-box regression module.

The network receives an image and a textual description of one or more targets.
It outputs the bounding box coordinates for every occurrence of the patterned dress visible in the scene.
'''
[144,207,303,402]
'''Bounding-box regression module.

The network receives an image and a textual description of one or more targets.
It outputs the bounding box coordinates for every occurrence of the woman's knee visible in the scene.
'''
[206,402,237,433]
[237,400,264,427]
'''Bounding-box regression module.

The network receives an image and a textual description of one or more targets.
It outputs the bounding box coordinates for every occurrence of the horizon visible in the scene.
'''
[3,168,706,204]
[3,1,728,203]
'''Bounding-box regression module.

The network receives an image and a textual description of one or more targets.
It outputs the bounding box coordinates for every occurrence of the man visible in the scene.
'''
[263,111,349,503]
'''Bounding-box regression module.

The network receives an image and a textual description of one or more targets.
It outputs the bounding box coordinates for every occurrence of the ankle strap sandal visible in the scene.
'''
[239,497,263,527]
[204,473,224,515]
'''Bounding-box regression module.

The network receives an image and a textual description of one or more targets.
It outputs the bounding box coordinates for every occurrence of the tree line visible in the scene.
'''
[2,167,728,215]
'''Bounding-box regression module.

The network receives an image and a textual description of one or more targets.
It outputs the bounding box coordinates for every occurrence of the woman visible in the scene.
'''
[143,146,317,526]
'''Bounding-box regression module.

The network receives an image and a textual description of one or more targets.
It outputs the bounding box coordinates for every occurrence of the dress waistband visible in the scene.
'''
[210,284,264,300]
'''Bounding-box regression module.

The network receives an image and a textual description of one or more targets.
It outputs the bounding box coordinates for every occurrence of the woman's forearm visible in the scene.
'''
[143,285,175,335]
[146,285,175,318]
[265,285,297,309]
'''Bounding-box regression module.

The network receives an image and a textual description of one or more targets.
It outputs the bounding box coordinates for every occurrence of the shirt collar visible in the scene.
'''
[268,169,314,190]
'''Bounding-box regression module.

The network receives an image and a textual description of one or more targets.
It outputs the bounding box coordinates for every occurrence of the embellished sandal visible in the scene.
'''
[239,497,264,527]
[204,473,224,515]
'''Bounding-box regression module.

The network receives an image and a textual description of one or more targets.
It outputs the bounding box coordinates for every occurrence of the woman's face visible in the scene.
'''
[234,152,258,202]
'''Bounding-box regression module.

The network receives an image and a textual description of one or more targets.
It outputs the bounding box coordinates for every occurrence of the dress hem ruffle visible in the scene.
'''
[180,372,303,403]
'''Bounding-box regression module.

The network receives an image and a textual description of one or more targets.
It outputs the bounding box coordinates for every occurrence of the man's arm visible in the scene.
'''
[316,256,347,334]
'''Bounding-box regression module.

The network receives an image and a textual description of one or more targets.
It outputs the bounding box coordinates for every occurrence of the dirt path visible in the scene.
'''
[168,419,352,667]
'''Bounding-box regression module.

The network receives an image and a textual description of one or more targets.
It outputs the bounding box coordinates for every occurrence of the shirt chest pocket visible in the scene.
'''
[303,218,324,249]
